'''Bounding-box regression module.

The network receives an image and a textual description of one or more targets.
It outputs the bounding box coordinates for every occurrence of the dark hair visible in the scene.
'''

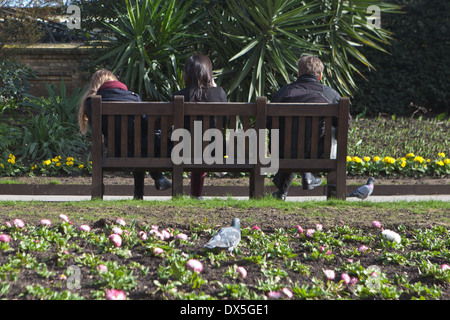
[184,54,214,102]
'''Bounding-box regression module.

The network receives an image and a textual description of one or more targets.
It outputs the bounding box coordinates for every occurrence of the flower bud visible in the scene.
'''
[79,225,91,233]
[40,219,51,227]
[98,264,107,273]
[372,220,382,228]
[316,223,323,231]
[106,289,126,300]
[109,234,122,247]
[295,225,303,234]
[115,218,126,226]
[281,288,293,299]
[358,245,369,253]
[13,219,25,228]
[305,229,315,237]
[59,214,70,222]
[323,269,335,280]
[441,264,450,271]
[153,247,164,255]
[112,227,123,235]
[138,231,147,240]
[236,266,247,279]
[186,259,203,273]
[267,291,282,299]
[0,234,11,243]
[341,273,351,284]
[176,233,188,241]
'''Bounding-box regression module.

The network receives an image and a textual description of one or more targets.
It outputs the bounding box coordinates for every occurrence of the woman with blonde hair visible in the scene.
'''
[79,69,172,199]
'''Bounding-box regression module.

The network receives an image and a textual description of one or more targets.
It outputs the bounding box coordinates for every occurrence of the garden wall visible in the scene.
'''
[9,44,92,97]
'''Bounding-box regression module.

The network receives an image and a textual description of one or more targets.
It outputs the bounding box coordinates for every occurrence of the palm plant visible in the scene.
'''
[97,0,199,101]
[209,0,400,101]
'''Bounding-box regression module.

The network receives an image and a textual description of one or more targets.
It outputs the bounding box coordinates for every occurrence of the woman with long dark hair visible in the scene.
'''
[172,54,227,199]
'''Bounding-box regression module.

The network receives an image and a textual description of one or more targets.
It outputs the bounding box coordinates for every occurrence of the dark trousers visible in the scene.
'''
[133,170,163,199]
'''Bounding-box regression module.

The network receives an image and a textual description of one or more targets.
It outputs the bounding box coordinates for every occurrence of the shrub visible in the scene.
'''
[0,59,36,104]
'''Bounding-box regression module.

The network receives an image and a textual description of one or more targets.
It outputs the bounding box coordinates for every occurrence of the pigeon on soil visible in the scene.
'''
[204,218,241,253]
[347,177,375,200]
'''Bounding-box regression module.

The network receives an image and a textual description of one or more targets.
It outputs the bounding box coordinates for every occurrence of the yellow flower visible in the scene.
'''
[406,153,415,158]
[413,156,425,164]
[66,157,74,162]
[352,156,362,163]
[438,152,446,158]
[400,157,406,162]
[43,160,51,166]
[437,161,444,166]
[363,157,371,162]
[445,159,450,165]
[52,157,59,163]
[401,161,406,168]
[56,163,61,167]
[373,156,381,162]
[383,156,395,164]
[0,164,4,169]
[346,156,352,162]
[78,164,84,169]
[66,161,74,166]
[426,159,431,163]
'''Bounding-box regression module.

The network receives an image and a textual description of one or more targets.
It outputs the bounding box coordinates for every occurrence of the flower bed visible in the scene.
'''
[1,152,449,178]
[0,214,449,300]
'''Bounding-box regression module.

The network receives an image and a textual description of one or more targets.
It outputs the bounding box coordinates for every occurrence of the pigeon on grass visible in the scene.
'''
[204,218,241,253]
[347,177,375,200]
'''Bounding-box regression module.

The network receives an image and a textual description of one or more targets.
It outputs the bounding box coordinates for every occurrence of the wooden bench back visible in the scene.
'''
[90,95,349,198]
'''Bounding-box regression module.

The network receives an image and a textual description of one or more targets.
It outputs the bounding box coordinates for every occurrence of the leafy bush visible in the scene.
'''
[0,59,36,104]
[351,0,450,115]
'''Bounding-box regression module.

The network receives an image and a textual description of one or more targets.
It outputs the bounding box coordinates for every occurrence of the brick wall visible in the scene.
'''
[10,44,93,97]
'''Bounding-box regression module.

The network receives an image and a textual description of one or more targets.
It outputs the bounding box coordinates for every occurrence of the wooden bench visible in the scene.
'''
[90,95,350,200]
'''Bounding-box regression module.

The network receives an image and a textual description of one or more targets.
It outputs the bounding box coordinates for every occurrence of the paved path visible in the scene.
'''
[0,195,449,202]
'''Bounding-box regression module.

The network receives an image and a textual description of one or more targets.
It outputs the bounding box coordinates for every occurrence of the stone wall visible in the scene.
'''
[10,44,93,97]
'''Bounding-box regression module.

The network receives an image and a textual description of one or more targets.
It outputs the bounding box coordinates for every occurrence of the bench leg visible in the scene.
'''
[326,171,337,200]
[92,164,103,200]
[326,170,346,200]
[172,166,184,197]
[250,169,265,199]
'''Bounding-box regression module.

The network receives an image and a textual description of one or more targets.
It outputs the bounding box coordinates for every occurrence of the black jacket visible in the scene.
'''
[269,74,347,159]
[85,88,145,157]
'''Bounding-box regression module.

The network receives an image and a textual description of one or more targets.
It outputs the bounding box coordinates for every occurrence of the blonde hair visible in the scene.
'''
[297,56,324,78]
[78,69,118,134]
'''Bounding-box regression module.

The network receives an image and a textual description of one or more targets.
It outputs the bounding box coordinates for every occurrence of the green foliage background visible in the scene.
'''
[351,0,450,116]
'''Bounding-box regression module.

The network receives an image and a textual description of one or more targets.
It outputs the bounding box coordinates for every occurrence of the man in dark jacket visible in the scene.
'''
[270,55,344,200]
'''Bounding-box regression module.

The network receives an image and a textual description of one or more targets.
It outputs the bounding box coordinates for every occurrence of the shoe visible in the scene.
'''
[154,177,172,190]
[302,175,322,190]
[272,190,287,201]
[133,194,144,200]
[191,196,204,200]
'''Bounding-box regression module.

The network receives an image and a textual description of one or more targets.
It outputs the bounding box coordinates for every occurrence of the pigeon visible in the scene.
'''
[204,218,241,253]
[347,177,375,200]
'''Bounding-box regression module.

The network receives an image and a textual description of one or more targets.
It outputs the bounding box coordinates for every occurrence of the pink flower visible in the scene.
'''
[0,234,11,243]
[267,291,282,299]
[295,225,303,234]
[281,288,293,299]
[341,273,351,284]
[161,229,171,240]
[153,247,164,255]
[59,214,70,222]
[323,269,335,280]
[372,220,382,228]
[358,245,369,253]
[236,266,247,279]
[115,218,126,226]
[13,219,25,228]
[138,231,147,240]
[109,234,122,247]
[106,289,126,300]
[98,264,108,273]
[40,219,52,227]
[350,277,359,285]
[252,225,261,231]
[186,259,203,273]
[305,229,315,237]
[316,223,323,231]
[176,233,188,241]
[440,264,450,271]
[5,222,11,228]
[79,225,91,233]
[112,227,123,235]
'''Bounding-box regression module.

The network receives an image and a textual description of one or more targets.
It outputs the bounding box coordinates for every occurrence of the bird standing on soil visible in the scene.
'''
[204,218,241,253]
[347,177,375,200]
